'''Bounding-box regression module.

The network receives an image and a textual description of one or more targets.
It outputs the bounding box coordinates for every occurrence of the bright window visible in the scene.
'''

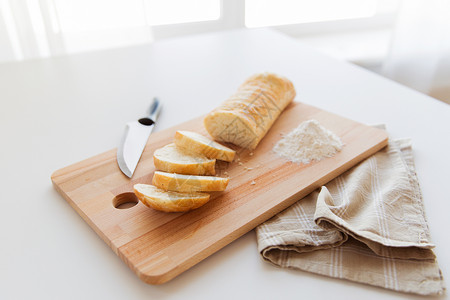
[53,0,221,32]
[245,0,399,28]
[0,0,401,62]
[54,0,147,31]
[144,0,221,26]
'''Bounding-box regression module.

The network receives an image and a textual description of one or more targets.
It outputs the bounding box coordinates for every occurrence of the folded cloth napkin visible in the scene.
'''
[256,134,446,295]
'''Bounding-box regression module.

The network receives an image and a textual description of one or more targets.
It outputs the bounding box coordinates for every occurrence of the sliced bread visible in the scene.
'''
[174,130,236,162]
[134,184,210,212]
[152,171,229,192]
[153,143,216,175]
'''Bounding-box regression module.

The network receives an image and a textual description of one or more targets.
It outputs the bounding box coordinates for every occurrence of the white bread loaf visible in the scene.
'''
[174,130,235,162]
[134,184,210,212]
[153,143,216,175]
[152,171,229,192]
[204,73,295,150]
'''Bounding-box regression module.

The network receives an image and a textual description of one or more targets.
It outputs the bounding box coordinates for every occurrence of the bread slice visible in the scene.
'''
[174,130,235,162]
[134,184,210,212]
[153,143,216,175]
[152,171,229,192]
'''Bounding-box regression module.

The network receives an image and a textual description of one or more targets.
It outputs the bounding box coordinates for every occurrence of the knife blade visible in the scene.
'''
[117,98,162,178]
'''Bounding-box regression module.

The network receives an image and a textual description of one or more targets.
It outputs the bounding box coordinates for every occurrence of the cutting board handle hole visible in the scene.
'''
[113,192,139,209]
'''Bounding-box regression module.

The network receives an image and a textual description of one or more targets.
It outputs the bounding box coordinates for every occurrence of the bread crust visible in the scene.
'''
[153,143,216,175]
[134,184,210,212]
[204,73,295,149]
[152,171,229,192]
[174,130,235,162]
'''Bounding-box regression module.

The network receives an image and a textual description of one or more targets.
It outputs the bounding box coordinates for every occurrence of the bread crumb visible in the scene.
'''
[244,167,253,171]
[249,152,254,156]
[224,171,229,176]
[238,162,243,166]
[250,180,256,185]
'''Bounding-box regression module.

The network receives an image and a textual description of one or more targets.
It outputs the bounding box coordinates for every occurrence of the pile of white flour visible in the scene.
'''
[273,119,343,164]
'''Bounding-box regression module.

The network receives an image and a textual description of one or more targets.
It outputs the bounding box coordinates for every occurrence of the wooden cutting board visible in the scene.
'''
[51,102,388,284]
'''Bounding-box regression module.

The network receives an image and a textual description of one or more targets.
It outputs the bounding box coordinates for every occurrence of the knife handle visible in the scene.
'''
[149,97,162,122]
[138,98,162,126]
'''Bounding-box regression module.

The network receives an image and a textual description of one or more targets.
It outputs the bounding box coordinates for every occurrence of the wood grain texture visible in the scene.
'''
[51,102,388,284]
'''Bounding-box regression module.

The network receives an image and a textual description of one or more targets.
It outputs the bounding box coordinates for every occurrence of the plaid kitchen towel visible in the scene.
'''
[256,134,446,295]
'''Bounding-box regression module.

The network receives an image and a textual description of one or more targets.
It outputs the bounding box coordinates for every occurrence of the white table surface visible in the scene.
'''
[0,28,448,300]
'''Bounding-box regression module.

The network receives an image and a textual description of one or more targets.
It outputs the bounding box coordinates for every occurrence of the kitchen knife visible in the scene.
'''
[117,98,162,178]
